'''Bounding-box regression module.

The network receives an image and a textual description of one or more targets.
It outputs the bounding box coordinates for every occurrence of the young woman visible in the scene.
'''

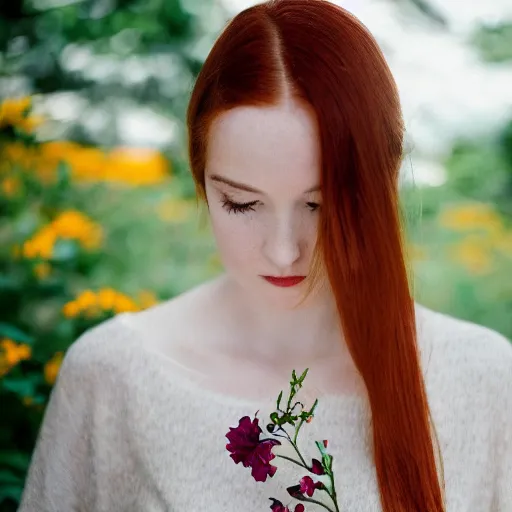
[19,1,512,511]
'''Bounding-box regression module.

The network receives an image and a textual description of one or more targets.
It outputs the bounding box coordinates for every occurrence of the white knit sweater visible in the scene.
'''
[18,302,512,511]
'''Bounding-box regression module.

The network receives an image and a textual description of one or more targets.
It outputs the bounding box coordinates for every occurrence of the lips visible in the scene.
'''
[262,276,305,287]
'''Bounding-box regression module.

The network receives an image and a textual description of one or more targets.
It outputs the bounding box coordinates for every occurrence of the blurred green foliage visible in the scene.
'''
[402,120,512,333]
[0,0,227,509]
[472,21,512,63]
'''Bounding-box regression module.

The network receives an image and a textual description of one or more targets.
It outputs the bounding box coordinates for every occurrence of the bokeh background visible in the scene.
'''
[1,0,511,509]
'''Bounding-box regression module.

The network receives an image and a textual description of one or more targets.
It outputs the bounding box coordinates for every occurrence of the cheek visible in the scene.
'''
[208,202,320,269]
[209,209,261,266]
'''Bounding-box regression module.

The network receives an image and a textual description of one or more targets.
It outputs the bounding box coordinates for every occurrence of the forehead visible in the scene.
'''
[205,102,321,190]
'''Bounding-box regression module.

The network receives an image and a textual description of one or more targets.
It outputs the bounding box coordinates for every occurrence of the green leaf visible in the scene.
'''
[0,274,22,292]
[0,451,30,472]
[1,377,35,397]
[298,368,309,383]
[315,440,327,456]
[0,469,24,484]
[0,483,23,503]
[276,390,283,409]
[0,467,24,504]
[0,323,34,344]
[57,161,72,185]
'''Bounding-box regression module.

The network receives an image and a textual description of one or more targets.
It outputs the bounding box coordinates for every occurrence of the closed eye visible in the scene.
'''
[220,194,321,215]
[221,197,258,214]
[307,202,321,212]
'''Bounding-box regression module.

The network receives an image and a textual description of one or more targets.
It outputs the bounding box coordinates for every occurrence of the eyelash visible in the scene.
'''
[220,195,321,215]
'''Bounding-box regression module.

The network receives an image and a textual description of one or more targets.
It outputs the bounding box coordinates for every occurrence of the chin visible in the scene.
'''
[229,273,312,307]
[258,278,312,308]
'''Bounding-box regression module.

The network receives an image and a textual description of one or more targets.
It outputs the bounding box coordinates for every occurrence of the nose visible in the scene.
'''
[262,212,302,271]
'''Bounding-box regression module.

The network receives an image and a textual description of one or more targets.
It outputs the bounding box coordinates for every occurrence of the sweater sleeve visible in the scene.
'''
[492,334,512,511]
[17,333,99,512]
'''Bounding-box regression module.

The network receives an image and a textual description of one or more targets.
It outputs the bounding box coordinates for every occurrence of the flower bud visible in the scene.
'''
[311,458,325,475]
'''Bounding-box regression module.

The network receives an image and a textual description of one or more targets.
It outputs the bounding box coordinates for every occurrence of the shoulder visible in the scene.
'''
[59,275,226,384]
[56,313,137,390]
[418,304,512,373]
[416,303,512,409]
[117,275,229,356]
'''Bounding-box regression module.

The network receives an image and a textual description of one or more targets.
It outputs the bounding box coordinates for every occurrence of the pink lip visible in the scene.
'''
[262,276,305,287]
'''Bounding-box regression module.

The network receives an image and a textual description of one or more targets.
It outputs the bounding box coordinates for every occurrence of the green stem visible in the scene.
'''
[275,378,338,511]
[328,471,340,512]
[281,428,308,467]
[275,440,340,512]
[293,398,318,445]
[274,454,308,469]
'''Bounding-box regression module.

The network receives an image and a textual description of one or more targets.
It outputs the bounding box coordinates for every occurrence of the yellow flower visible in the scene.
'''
[1,176,21,196]
[106,147,169,186]
[439,203,503,235]
[447,234,494,274]
[22,211,103,262]
[76,289,98,309]
[1,339,31,365]
[22,228,57,259]
[63,288,144,319]
[40,140,80,160]
[0,97,44,134]
[113,295,140,313]
[51,210,104,250]
[62,146,107,181]
[0,97,30,125]
[44,352,64,385]
[0,339,32,377]
[137,290,159,309]
[97,288,118,311]
[36,141,105,183]
[17,115,45,133]
[8,138,169,186]
[62,300,81,318]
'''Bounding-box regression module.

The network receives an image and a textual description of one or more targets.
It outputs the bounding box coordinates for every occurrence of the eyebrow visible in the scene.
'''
[208,174,321,194]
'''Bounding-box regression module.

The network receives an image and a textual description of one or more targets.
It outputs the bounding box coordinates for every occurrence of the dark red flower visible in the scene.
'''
[299,475,325,497]
[269,498,305,512]
[310,458,325,475]
[226,415,281,482]
[323,439,328,448]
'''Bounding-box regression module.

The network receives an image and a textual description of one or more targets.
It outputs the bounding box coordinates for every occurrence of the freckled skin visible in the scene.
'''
[204,99,327,311]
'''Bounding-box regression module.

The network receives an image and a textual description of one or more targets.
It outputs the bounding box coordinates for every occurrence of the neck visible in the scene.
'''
[219,273,348,367]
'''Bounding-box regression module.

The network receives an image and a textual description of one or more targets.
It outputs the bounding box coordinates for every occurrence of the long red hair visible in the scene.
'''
[186,0,446,510]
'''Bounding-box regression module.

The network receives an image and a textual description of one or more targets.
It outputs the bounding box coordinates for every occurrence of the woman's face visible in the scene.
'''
[204,100,325,309]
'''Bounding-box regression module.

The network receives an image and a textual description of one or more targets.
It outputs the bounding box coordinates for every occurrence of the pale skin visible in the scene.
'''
[140,97,364,400]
